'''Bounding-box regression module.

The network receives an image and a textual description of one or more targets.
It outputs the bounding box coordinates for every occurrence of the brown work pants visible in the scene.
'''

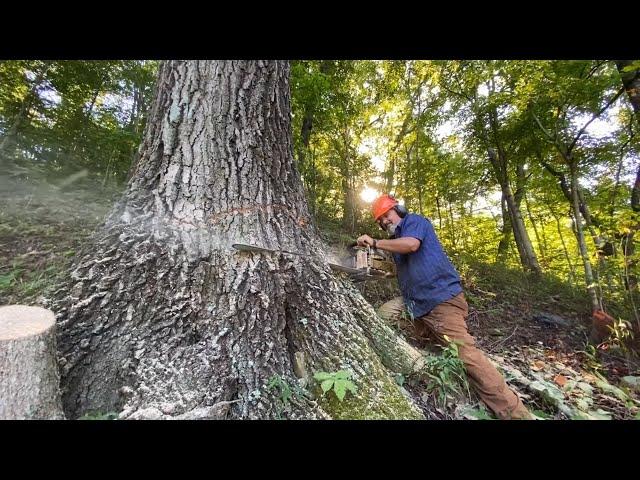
[378,293,531,420]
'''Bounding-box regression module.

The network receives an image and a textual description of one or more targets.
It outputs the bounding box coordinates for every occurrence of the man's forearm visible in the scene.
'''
[375,237,420,254]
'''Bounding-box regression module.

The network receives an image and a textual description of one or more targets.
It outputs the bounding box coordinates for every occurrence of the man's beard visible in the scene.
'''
[386,223,397,236]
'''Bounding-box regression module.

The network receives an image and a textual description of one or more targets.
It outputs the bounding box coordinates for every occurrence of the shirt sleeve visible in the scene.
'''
[398,215,430,244]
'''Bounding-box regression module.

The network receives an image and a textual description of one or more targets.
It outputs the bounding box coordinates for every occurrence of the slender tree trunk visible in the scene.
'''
[539,155,597,226]
[309,146,317,220]
[538,206,549,260]
[385,155,395,193]
[569,165,601,311]
[609,150,626,216]
[497,194,513,262]
[296,65,325,230]
[549,205,576,286]
[525,193,546,266]
[72,83,103,160]
[459,205,469,250]
[52,60,422,420]
[448,202,457,248]
[505,188,540,273]
[487,149,541,274]
[555,212,576,284]
[414,149,424,215]
[632,167,640,213]
[340,126,357,234]
[342,177,357,234]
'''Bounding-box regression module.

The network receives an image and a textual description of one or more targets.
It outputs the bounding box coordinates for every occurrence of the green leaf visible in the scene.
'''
[267,376,280,389]
[334,381,347,401]
[313,372,333,381]
[281,387,292,405]
[321,379,334,393]
[345,380,358,394]
[334,370,350,380]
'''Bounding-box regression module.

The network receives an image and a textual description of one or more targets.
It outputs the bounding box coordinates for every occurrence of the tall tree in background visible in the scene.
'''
[528,60,624,311]
[53,60,423,420]
[437,60,541,273]
[615,60,640,211]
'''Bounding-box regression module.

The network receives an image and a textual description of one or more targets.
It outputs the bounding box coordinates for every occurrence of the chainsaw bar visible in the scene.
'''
[232,243,377,281]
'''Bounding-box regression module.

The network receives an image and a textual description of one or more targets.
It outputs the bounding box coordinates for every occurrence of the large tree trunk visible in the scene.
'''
[52,60,423,420]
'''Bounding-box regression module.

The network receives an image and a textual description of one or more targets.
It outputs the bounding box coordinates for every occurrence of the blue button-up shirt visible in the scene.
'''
[391,213,462,318]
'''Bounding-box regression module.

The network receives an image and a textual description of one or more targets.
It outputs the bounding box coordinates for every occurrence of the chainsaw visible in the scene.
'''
[346,244,396,279]
[232,243,396,282]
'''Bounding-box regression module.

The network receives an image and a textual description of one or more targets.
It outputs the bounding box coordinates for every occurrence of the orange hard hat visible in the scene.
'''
[372,194,398,221]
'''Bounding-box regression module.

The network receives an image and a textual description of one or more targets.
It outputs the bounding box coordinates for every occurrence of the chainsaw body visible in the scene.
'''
[348,245,396,279]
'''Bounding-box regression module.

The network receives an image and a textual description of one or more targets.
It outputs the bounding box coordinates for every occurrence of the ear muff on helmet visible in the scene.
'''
[393,204,408,218]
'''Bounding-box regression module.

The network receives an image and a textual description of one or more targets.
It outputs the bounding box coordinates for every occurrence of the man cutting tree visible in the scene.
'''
[357,194,532,420]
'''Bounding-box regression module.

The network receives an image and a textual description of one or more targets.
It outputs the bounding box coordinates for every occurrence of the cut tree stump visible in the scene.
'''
[0,305,65,419]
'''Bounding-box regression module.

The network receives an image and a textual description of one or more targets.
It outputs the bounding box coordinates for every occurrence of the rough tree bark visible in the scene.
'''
[0,306,65,419]
[51,60,424,420]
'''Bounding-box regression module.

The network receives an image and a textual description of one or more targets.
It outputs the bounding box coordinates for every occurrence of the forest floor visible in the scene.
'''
[2,169,639,420]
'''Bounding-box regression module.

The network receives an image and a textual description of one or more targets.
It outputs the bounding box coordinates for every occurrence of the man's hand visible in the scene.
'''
[358,236,420,254]
[357,234,375,247]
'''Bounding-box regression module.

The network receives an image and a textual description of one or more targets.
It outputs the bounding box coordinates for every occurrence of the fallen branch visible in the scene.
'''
[487,326,518,353]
